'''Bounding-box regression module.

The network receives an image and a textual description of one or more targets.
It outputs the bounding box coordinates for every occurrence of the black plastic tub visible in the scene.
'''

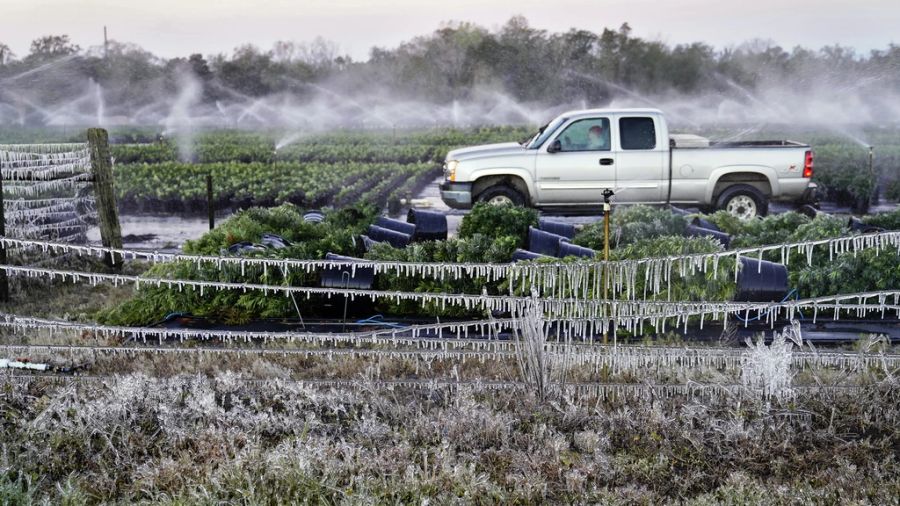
[690,216,721,232]
[360,234,380,251]
[797,204,819,219]
[686,224,732,248]
[511,249,550,262]
[366,225,412,248]
[303,210,325,223]
[407,209,448,241]
[375,216,416,236]
[320,253,375,290]
[848,216,884,234]
[558,242,596,258]
[538,218,576,239]
[734,256,788,302]
[527,226,569,256]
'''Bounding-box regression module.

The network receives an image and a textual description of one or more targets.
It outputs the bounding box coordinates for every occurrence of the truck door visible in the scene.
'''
[614,116,666,203]
[534,116,616,204]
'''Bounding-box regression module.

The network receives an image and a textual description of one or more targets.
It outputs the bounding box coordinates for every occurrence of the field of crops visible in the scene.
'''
[107,126,531,213]
[2,124,897,215]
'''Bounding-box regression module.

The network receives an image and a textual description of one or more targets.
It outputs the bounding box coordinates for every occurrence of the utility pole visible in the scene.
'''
[103,26,108,59]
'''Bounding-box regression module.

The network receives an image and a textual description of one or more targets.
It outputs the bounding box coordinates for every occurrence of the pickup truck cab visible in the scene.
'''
[440,108,817,218]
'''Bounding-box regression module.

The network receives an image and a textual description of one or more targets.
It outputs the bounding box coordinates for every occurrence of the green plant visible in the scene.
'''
[574,205,687,249]
[613,235,735,301]
[863,207,900,230]
[98,204,378,325]
[457,203,539,245]
[363,234,519,317]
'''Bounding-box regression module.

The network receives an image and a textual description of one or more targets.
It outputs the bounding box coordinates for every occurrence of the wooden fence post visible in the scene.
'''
[87,128,123,268]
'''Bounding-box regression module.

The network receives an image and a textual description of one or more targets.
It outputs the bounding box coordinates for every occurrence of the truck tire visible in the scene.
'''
[477,185,526,206]
[716,184,768,219]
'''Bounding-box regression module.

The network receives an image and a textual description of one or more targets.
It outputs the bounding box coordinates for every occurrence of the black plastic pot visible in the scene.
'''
[734,256,788,302]
[366,225,412,248]
[538,218,576,239]
[848,216,884,234]
[226,242,267,255]
[375,216,417,236]
[511,249,550,262]
[360,234,379,252]
[558,242,596,258]
[797,204,819,219]
[260,233,291,249]
[668,205,691,216]
[320,253,374,290]
[686,224,732,248]
[690,216,721,232]
[527,226,569,256]
[303,210,325,223]
[406,209,448,241]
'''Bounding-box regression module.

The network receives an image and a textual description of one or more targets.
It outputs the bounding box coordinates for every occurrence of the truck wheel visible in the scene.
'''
[477,185,526,206]
[717,184,768,219]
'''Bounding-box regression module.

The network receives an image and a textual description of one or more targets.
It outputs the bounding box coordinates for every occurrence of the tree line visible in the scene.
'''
[1,17,898,118]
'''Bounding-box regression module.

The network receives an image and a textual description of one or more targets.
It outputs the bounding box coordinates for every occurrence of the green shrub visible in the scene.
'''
[812,144,878,211]
[98,204,378,325]
[613,236,736,301]
[704,211,845,248]
[574,205,687,249]
[363,234,519,317]
[457,203,538,245]
[863,207,900,230]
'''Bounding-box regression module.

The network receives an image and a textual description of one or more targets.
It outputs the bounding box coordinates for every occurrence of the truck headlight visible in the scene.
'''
[444,160,459,182]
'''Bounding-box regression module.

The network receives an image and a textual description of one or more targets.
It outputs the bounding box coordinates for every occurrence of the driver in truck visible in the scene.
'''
[587,124,609,150]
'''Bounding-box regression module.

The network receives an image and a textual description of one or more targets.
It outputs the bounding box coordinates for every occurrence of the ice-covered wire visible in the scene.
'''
[2,230,898,301]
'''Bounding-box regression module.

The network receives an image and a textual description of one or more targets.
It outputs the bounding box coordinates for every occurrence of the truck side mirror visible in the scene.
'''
[547,140,562,153]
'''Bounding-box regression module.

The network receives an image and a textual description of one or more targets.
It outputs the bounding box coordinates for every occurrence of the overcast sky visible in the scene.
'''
[2,0,897,60]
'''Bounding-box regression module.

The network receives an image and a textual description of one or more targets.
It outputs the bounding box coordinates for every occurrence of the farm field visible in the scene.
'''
[3,7,900,502]
[1,128,899,503]
[2,123,898,215]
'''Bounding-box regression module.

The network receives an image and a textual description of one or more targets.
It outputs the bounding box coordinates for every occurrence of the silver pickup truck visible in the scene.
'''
[440,108,817,218]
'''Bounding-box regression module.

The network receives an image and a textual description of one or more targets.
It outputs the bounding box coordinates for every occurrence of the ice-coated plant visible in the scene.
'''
[741,321,801,401]
[510,289,576,401]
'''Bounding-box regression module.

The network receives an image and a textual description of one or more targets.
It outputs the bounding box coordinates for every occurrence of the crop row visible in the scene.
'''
[113,161,440,213]
[811,143,900,210]
[111,142,451,165]
[96,202,900,326]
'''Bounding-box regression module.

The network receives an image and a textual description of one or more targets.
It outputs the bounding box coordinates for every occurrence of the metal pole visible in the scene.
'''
[206,173,214,230]
[601,189,615,345]
[341,271,351,332]
[868,146,875,206]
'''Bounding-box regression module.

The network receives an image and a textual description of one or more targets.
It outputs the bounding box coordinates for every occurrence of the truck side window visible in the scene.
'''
[556,118,610,152]
[619,117,657,150]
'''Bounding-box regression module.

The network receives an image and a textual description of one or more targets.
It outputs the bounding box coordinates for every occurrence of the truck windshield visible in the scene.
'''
[524,116,567,149]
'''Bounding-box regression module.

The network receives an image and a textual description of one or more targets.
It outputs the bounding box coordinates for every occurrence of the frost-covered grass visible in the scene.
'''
[0,373,897,504]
